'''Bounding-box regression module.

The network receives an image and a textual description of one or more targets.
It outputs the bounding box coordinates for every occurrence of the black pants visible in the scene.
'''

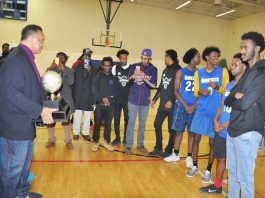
[93,104,114,144]
[154,108,175,151]
[113,98,128,141]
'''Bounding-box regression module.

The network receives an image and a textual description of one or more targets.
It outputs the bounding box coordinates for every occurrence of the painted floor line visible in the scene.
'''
[31,155,265,163]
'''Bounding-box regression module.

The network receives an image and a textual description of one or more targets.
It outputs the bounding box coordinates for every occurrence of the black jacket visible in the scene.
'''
[153,62,181,111]
[0,46,43,140]
[73,64,95,111]
[93,71,118,105]
[225,59,265,137]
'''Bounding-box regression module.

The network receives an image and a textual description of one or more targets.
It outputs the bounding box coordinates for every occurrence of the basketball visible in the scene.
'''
[42,70,62,93]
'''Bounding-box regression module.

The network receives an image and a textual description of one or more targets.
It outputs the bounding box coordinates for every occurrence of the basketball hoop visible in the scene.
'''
[92,29,122,48]
[92,0,123,48]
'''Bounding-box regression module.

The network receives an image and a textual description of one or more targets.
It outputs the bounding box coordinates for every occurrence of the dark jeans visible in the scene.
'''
[114,98,128,141]
[0,137,34,198]
[93,104,114,144]
[154,108,175,151]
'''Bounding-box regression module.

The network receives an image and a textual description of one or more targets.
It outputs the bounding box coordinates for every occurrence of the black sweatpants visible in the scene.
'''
[113,98,129,141]
[93,104,114,144]
[154,108,175,151]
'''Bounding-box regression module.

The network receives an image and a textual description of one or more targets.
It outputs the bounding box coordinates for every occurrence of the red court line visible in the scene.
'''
[31,155,265,163]
[32,159,162,163]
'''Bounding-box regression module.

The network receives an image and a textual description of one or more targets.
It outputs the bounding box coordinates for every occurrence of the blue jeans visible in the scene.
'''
[226,132,262,198]
[0,137,34,198]
[126,102,149,148]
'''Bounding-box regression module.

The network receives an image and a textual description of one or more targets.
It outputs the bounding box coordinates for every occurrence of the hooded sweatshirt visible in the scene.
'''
[153,62,181,110]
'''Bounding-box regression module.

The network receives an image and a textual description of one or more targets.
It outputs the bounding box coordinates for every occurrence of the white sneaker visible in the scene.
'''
[91,143,100,152]
[201,170,212,183]
[186,156,193,169]
[103,142,114,151]
[164,153,180,162]
[186,166,198,177]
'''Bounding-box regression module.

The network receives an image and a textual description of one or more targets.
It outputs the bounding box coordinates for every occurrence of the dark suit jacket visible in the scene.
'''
[0,46,43,140]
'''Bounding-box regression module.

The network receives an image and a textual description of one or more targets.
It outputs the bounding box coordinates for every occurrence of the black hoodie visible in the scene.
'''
[153,62,182,111]
[225,59,265,137]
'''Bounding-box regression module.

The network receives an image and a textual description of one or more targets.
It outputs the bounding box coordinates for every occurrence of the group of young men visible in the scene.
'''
[44,31,265,197]
[88,32,264,198]
[42,47,159,153]
[0,24,265,198]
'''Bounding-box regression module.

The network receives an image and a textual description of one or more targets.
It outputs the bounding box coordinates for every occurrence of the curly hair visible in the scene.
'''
[183,48,199,64]
[202,46,221,61]
[116,49,129,58]
[241,32,265,53]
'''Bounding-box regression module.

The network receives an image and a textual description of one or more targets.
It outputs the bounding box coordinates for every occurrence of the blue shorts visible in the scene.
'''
[171,102,195,133]
[189,111,215,138]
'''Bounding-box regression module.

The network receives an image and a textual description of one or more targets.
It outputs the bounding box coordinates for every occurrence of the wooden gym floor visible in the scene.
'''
[30,92,265,198]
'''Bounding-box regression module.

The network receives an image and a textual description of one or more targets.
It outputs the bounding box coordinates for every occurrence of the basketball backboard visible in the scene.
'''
[92,28,122,48]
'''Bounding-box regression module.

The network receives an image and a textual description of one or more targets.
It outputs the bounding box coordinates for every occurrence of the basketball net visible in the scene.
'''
[104,37,111,50]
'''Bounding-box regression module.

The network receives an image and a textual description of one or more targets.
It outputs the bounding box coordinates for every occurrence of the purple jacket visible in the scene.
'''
[128,63,157,106]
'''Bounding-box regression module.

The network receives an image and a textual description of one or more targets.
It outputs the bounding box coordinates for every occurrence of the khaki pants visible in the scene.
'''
[47,122,71,143]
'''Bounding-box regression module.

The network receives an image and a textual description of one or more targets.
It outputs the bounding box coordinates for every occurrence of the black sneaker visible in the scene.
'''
[73,135,79,140]
[199,184,222,194]
[82,135,91,141]
[147,148,163,157]
[159,149,172,158]
[112,138,121,146]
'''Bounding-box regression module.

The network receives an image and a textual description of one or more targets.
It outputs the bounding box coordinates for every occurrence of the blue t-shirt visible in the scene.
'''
[218,81,234,139]
[196,67,223,117]
[177,67,197,106]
